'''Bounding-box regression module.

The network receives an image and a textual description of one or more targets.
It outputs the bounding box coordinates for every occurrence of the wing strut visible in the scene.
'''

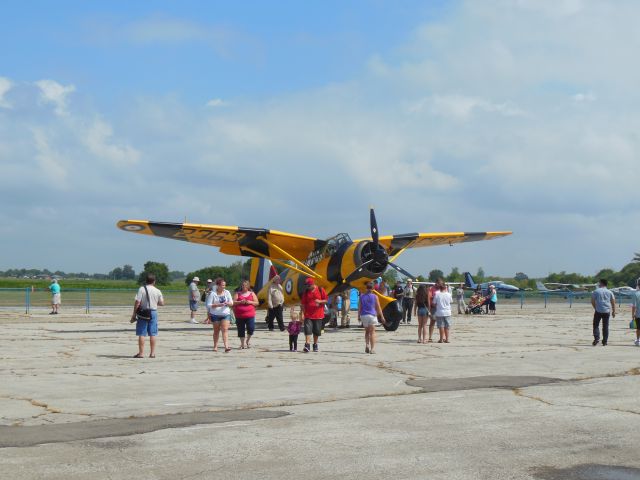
[256,236,321,278]
[242,246,323,280]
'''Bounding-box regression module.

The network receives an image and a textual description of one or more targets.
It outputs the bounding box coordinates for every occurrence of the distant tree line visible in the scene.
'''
[5,253,640,289]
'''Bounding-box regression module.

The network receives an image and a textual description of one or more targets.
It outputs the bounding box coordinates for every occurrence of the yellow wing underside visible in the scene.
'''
[117,220,322,262]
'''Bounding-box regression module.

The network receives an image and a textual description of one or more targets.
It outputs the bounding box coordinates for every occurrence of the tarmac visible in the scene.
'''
[0,304,639,479]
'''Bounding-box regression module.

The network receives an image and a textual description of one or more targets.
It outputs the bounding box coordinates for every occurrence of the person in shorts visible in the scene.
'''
[413,285,429,343]
[49,278,61,315]
[300,278,327,352]
[131,273,164,358]
[206,278,234,352]
[188,276,200,324]
[358,281,387,354]
[434,282,452,343]
[630,277,640,346]
[488,285,497,314]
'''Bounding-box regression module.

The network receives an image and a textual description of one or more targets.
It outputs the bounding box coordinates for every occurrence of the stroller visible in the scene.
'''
[466,295,488,314]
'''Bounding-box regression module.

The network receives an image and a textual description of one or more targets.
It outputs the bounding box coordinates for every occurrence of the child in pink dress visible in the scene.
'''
[287,307,302,352]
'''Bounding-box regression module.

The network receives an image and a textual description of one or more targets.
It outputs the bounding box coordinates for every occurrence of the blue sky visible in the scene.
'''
[2,0,640,278]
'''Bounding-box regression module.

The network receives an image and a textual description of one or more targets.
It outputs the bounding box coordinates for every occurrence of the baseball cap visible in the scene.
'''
[193,277,200,282]
[304,277,315,285]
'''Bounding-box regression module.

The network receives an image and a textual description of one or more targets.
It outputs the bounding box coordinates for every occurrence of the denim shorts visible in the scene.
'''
[211,314,230,323]
[189,300,199,311]
[136,310,158,337]
[436,316,451,328]
[417,307,428,317]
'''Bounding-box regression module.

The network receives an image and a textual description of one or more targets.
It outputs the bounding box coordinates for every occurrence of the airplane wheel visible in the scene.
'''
[382,301,402,332]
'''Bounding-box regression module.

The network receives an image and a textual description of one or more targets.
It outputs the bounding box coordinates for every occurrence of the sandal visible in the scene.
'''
[133,353,143,358]
[437,339,444,343]
[224,347,231,353]
[149,354,155,358]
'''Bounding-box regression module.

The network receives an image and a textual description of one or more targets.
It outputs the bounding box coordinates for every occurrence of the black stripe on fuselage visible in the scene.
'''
[326,241,352,285]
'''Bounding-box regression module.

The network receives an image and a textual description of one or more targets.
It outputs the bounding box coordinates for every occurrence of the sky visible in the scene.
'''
[2,0,640,278]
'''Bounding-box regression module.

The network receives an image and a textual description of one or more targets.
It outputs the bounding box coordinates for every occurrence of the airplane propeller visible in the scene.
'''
[342,208,417,285]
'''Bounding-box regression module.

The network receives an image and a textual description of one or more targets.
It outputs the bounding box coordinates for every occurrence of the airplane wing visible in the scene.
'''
[355,231,512,257]
[117,220,324,262]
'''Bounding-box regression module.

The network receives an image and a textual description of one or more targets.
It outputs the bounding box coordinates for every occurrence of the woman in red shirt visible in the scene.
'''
[233,280,259,349]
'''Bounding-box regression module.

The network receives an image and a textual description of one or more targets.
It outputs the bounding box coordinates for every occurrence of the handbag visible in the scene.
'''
[136,285,153,320]
[630,318,638,330]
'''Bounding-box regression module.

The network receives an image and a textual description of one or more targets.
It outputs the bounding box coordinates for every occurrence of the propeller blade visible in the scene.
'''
[387,262,416,281]
[369,208,379,246]
[342,259,374,284]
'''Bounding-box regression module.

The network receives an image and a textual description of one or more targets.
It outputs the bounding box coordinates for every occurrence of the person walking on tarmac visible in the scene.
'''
[300,278,328,352]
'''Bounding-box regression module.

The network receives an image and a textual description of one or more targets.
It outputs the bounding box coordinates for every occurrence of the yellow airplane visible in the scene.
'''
[117,209,511,331]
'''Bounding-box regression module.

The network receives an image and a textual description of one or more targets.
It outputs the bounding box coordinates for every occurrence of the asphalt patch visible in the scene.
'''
[0,409,288,448]
[532,464,640,480]
[406,375,562,392]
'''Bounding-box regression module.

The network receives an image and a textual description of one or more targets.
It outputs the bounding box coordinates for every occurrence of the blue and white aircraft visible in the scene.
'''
[464,272,520,297]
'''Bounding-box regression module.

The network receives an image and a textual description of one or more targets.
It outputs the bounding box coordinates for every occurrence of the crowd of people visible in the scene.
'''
[124,274,640,358]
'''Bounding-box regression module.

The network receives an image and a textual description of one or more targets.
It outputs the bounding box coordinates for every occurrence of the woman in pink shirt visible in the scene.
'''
[233,280,259,349]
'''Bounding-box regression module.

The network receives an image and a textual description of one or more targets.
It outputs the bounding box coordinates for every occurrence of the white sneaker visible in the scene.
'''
[189,318,199,324]
[634,339,640,346]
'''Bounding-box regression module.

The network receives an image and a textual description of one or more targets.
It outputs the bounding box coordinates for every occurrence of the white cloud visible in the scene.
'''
[84,117,140,166]
[32,129,68,185]
[572,92,596,103]
[408,94,525,120]
[34,79,76,116]
[205,98,227,108]
[0,77,13,108]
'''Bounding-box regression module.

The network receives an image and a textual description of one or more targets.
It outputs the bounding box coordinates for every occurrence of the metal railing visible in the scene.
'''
[0,288,633,315]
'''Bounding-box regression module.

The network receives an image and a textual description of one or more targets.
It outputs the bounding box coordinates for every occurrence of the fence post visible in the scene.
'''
[520,291,524,309]
[544,293,547,308]
[25,287,30,314]
[569,292,573,308]
[86,288,90,314]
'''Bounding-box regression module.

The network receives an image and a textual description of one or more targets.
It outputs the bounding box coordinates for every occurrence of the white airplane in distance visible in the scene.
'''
[543,282,596,292]
[611,286,636,297]
[535,281,589,298]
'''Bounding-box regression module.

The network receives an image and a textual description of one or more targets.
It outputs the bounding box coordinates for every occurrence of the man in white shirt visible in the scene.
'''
[188,276,200,324]
[131,273,165,358]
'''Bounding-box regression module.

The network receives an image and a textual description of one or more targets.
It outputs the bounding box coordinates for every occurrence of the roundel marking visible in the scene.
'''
[285,279,293,295]
[123,224,145,231]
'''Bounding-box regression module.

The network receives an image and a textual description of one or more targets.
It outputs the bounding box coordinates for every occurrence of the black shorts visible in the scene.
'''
[489,301,496,311]
[304,318,322,337]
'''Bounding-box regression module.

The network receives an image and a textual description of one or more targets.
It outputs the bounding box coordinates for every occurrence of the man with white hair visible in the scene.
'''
[266,275,285,331]
[49,278,61,315]
[188,276,200,324]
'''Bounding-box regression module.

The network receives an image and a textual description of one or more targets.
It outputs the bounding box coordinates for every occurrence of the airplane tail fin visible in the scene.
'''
[535,281,547,291]
[249,258,276,293]
[464,272,476,289]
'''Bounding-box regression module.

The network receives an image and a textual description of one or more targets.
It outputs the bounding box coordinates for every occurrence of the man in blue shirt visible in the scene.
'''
[630,278,640,346]
[49,278,61,315]
[590,278,616,346]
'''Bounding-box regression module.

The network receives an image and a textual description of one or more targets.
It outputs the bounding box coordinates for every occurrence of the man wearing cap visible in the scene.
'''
[402,279,416,324]
[300,278,328,352]
[49,278,61,315]
[188,276,201,324]
[266,275,285,331]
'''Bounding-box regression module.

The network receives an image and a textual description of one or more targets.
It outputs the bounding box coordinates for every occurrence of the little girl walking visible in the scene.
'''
[287,307,302,352]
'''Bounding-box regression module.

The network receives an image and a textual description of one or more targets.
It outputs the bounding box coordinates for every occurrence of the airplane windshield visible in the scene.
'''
[305,233,351,267]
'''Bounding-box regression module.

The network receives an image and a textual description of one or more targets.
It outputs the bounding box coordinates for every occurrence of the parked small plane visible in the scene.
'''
[544,282,596,292]
[535,281,589,298]
[611,286,636,297]
[118,209,511,331]
[464,272,520,297]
